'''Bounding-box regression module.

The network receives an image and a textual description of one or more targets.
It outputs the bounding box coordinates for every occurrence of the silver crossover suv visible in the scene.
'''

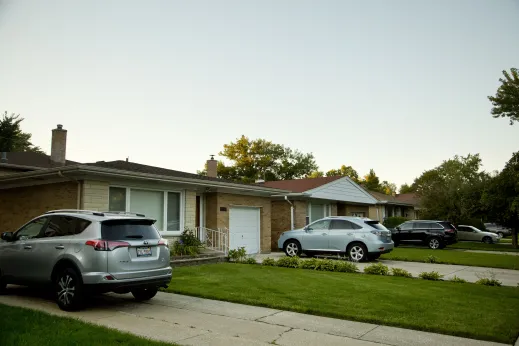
[0,210,173,311]
[278,216,394,261]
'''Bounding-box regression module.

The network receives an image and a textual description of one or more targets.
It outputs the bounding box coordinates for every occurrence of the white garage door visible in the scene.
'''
[229,207,260,254]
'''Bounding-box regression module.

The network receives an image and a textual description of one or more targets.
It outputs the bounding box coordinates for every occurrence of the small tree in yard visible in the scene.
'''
[482,152,519,248]
[488,68,519,125]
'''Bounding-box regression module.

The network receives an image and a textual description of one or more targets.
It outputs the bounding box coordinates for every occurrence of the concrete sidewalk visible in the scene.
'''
[254,253,519,286]
[0,285,509,346]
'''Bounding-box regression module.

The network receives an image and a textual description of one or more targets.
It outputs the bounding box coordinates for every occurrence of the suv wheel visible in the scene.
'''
[347,243,368,262]
[132,287,158,301]
[55,267,84,311]
[284,240,302,257]
[428,237,442,250]
[482,236,493,244]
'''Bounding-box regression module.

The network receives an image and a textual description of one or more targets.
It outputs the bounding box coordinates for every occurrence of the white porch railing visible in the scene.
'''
[195,226,229,256]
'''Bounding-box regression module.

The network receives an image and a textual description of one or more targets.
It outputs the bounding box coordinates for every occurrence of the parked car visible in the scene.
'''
[391,220,457,249]
[277,216,394,262]
[457,225,499,243]
[0,210,172,311]
[483,223,512,238]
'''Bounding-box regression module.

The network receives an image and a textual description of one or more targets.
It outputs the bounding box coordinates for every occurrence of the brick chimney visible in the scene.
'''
[51,124,67,166]
[207,155,217,178]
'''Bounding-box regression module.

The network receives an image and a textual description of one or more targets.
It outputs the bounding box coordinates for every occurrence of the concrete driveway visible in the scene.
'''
[0,285,509,346]
[255,253,519,286]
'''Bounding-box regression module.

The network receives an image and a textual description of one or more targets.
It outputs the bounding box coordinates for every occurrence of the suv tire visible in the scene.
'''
[132,287,158,301]
[347,243,368,262]
[55,267,85,311]
[284,240,302,257]
[482,236,492,244]
[427,237,442,250]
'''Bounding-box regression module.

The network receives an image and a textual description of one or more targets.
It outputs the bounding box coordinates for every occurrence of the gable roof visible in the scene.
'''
[261,176,343,192]
[1,152,80,169]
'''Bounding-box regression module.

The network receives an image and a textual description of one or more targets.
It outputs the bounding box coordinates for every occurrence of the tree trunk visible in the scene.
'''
[513,228,518,249]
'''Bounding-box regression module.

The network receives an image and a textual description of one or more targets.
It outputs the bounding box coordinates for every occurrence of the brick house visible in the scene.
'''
[261,176,379,250]
[0,125,289,255]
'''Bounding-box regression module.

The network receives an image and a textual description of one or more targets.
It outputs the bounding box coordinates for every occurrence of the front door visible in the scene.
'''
[302,219,331,250]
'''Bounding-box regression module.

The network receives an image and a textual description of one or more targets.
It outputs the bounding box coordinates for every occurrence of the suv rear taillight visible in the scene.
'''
[85,240,130,251]
[444,229,456,234]
[158,238,169,247]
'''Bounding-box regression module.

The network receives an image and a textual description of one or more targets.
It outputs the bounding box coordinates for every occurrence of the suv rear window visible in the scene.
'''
[365,220,388,231]
[439,222,456,230]
[101,219,160,240]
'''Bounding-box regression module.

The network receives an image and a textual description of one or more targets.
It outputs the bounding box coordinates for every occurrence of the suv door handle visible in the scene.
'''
[23,245,32,250]
[55,245,65,250]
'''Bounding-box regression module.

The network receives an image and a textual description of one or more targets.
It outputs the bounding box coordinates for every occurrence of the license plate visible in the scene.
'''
[137,246,152,257]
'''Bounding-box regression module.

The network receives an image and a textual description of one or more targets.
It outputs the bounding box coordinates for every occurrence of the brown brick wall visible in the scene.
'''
[0,182,78,233]
[293,200,308,229]
[271,201,291,250]
[205,193,272,253]
[331,203,338,216]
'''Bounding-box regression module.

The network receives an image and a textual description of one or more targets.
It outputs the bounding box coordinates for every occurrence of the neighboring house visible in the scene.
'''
[0,125,289,255]
[367,190,421,221]
[261,176,379,250]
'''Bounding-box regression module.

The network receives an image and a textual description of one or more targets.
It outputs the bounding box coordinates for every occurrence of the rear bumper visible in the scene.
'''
[366,241,394,254]
[84,273,172,293]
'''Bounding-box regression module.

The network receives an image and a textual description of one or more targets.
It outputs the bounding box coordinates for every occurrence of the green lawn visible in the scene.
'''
[449,241,519,252]
[0,304,177,346]
[381,247,519,269]
[166,263,519,344]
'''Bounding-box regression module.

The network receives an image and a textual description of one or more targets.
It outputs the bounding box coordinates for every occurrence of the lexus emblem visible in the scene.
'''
[143,240,149,245]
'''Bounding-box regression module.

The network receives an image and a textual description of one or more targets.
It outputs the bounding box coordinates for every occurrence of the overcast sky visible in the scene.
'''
[1,0,518,187]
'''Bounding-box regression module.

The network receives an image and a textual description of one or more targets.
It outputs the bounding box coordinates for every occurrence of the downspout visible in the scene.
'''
[58,171,82,210]
[284,196,295,230]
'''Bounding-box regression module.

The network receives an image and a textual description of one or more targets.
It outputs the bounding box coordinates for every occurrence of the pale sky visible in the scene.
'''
[1,0,518,188]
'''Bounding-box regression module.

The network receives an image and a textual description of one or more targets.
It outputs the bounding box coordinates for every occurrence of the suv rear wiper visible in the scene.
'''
[125,235,144,239]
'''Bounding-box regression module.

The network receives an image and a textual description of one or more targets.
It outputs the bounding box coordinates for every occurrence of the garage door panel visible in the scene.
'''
[229,207,260,254]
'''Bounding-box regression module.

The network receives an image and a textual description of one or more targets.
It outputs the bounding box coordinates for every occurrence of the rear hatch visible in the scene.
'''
[440,222,457,238]
[101,219,170,280]
[365,220,393,243]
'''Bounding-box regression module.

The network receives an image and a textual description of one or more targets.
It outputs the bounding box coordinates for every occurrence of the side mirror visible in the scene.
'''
[1,232,13,241]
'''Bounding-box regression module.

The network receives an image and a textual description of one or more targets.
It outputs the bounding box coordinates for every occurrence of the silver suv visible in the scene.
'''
[278,216,394,261]
[0,210,172,311]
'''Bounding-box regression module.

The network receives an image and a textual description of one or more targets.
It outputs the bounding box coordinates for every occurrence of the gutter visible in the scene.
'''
[0,165,291,195]
[284,196,295,230]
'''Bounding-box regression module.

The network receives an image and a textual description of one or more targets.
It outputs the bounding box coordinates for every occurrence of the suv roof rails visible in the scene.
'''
[45,209,106,216]
[102,211,146,217]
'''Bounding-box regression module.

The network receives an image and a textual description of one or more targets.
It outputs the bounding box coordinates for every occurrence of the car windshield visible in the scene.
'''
[101,219,160,240]
[365,220,389,231]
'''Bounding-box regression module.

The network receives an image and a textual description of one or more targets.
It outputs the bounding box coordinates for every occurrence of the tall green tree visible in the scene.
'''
[325,165,359,182]
[482,152,519,248]
[488,68,519,125]
[362,169,381,191]
[198,136,318,183]
[399,183,416,194]
[0,111,43,153]
[413,154,489,225]
[380,180,397,195]
[307,171,324,178]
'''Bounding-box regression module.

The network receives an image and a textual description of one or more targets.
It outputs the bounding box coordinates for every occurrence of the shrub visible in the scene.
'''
[334,261,359,273]
[276,256,301,268]
[228,247,247,262]
[262,257,276,266]
[243,257,257,265]
[314,259,336,271]
[383,216,409,229]
[424,255,439,263]
[391,268,413,278]
[363,263,389,275]
[299,258,319,270]
[171,228,203,256]
[475,278,502,286]
[449,276,467,283]
[419,271,443,281]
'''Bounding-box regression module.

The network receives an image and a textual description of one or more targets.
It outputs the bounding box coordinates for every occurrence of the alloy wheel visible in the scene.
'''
[349,246,364,262]
[286,243,299,257]
[57,274,75,307]
[429,238,440,249]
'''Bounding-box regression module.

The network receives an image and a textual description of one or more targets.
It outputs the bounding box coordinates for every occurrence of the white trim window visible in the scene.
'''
[108,186,184,236]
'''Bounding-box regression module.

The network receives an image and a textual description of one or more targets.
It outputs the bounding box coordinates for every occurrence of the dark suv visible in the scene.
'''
[391,220,458,249]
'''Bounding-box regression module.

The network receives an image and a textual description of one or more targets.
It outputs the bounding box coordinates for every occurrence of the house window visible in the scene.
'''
[308,202,331,223]
[108,187,183,234]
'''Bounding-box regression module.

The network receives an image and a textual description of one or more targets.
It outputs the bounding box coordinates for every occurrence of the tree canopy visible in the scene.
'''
[399,183,416,194]
[0,111,43,153]
[325,165,359,182]
[488,67,519,125]
[198,136,318,183]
